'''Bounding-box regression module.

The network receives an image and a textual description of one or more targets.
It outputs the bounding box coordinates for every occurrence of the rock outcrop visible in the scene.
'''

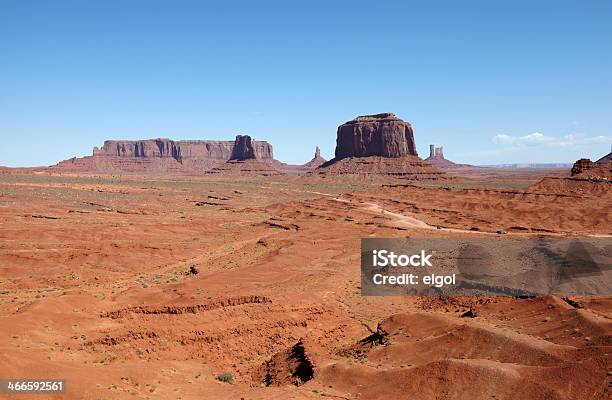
[302,146,326,169]
[571,158,595,176]
[230,135,273,160]
[52,137,274,173]
[207,135,283,176]
[424,144,473,169]
[314,156,446,180]
[571,157,611,179]
[316,113,445,181]
[255,339,323,387]
[335,113,417,159]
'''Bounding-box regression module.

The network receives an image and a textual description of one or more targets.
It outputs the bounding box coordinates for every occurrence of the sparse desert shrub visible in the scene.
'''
[216,372,233,384]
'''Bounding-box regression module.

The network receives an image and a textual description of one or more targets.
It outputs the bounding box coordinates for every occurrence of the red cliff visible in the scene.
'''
[335,113,417,159]
[316,113,445,180]
[53,137,274,173]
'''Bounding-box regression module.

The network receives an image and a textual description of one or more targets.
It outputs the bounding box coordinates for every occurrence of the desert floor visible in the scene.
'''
[0,170,610,399]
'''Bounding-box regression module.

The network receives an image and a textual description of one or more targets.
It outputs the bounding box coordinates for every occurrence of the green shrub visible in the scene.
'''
[216,372,233,384]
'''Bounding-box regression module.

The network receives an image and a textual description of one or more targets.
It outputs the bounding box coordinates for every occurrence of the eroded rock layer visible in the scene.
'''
[302,146,326,170]
[315,156,445,180]
[317,113,444,180]
[230,135,270,161]
[335,113,417,159]
[570,157,611,179]
[571,158,595,176]
[206,160,284,176]
[206,135,283,176]
[424,144,473,169]
[52,138,274,173]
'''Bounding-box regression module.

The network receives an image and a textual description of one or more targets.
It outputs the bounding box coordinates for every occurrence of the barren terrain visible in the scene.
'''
[0,169,610,399]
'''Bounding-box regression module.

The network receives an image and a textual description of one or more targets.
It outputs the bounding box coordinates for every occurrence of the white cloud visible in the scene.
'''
[492,132,610,148]
[492,133,514,145]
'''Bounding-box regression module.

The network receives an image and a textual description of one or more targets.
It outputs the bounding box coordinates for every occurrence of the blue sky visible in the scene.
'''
[1,0,611,166]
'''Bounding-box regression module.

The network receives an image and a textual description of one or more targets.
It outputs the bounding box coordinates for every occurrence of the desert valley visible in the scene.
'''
[0,113,611,399]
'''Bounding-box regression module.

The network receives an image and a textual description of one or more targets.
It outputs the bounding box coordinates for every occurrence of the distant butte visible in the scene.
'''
[334,113,417,159]
[302,146,326,169]
[207,135,284,176]
[52,137,275,174]
[424,144,473,169]
[230,135,269,161]
[315,113,445,180]
[570,147,612,179]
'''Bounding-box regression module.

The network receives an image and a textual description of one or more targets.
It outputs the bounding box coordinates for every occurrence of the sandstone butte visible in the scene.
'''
[52,136,274,173]
[423,144,476,170]
[302,146,327,169]
[315,113,445,180]
[206,134,284,176]
[334,112,417,159]
[570,148,612,179]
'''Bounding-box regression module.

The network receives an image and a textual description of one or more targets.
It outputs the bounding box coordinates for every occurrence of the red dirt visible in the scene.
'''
[0,170,609,399]
[314,155,447,180]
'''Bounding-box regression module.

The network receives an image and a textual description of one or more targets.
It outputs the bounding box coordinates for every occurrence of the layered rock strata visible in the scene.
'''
[334,113,417,159]
[53,137,274,173]
[570,157,611,179]
[316,113,445,180]
[207,135,283,176]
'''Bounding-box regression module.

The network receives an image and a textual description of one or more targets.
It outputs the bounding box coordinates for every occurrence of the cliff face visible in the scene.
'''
[570,157,611,179]
[335,113,417,159]
[55,137,274,173]
[316,113,445,180]
[94,139,183,159]
[571,158,594,176]
[229,135,274,160]
[94,138,273,161]
[207,135,282,176]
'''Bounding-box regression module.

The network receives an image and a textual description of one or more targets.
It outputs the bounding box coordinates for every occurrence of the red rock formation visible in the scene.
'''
[302,146,326,169]
[207,135,283,176]
[230,135,273,160]
[94,139,182,159]
[570,157,611,179]
[424,144,473,169]
[335,113,417,159]
[571,158,595,176]
[95,138,273,162]
[52,137,274,173]
[230,135,256,160]
[317,113,445,180]
[207,159,284,176]
[314,156,445,180]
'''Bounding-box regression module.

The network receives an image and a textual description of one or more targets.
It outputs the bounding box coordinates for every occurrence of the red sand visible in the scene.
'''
[0,170,609,399]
